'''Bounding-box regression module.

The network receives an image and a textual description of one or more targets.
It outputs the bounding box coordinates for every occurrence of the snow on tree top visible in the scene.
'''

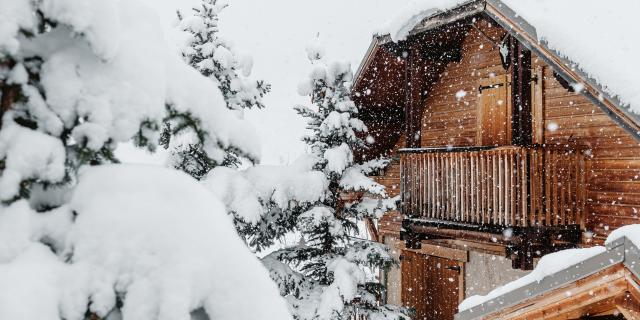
[374,0,640,116]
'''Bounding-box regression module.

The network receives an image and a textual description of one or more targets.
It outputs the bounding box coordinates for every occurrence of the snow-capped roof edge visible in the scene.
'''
[455,236,639,320]
[352,35,383,92]
[483,0,640,141]
[353,0,640,141]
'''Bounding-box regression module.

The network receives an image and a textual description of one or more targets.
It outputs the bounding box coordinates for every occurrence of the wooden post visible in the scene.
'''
[509,36,532,146]
[404,46,427,149]
[403,49,413,148]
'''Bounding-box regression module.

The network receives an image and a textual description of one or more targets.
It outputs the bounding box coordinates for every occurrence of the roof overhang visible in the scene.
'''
[353,0,640,141]
[455,236,640,319]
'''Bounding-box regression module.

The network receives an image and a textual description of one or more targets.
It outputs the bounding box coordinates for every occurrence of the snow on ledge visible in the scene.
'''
[460,224,640,312]
[605,224,640,248]
[458,246,606,311]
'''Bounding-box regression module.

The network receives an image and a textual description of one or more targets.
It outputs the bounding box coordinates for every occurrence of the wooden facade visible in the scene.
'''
[353,2,640,319]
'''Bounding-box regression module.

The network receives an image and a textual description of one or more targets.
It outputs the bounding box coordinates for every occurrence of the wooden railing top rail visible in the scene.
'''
[398,146,497,154]
[399,144,583,154]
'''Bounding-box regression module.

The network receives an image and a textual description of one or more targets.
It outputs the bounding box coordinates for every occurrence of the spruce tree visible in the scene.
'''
[264,44,408,320]
[0,1,269,318]
[162,0,270,179]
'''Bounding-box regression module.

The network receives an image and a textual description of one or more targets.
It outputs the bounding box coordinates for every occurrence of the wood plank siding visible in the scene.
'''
[377,136,405,236]
[366,18,640,246]
[538,62,640,244]
[410,21,640,243]
[420,20,507,148]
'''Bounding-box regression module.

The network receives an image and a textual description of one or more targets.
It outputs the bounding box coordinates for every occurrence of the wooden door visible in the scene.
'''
[477,75,511,146]
[401,250,463,320]
[531,66,545,144]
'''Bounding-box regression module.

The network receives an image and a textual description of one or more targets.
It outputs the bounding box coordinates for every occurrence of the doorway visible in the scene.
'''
[477,74,511,146]
[401,250,463,320]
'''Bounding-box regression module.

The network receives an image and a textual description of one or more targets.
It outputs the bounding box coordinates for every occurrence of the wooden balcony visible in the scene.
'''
[399,145,586,269]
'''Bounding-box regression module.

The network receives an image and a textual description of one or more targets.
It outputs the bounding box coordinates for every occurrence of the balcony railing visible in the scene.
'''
[399,145,586,228]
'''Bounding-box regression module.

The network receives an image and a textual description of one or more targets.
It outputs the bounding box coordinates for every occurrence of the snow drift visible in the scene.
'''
[0,165,293,320]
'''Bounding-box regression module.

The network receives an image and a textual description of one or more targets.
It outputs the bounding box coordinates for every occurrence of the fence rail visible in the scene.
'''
[400,145,586,227]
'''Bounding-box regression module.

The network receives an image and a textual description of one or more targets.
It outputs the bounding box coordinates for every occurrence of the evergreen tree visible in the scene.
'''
[263,44,408,320]
[0,1,267,319]
[162,0,270,179]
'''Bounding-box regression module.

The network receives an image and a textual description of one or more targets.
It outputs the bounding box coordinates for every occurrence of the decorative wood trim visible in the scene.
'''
[401,241,469,262]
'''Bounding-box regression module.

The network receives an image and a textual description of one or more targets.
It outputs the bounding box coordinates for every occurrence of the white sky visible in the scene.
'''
[122,0,411,165]
[219,0,412,165]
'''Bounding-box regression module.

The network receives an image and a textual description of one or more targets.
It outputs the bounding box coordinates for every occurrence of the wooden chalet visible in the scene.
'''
[352,1,640,319]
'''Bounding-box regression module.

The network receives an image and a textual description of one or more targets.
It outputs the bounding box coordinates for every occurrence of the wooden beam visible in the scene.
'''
[435,238,507,256]
[509,35,532,146]
[401,240,469,262]
[617,305,640,320]
[615,289,640,319]
[403,48,413,148]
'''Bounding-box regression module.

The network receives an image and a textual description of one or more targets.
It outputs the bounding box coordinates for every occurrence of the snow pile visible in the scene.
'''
[374,0,466,42]
[606,224,640,247]
[0,121,65,200]
[0,164,293,320]
[459,246,606,311]
[203,155,328,224]
[0,243,67,319]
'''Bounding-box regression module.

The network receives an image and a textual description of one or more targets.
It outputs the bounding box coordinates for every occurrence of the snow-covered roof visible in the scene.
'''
[455,225,640,320]
[356,0,640,138]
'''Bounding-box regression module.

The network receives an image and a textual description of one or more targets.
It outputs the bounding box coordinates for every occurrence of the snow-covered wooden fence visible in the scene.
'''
[400,145,585,227]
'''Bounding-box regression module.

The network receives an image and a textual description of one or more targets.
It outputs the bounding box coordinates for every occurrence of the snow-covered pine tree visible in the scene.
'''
[0,1,283,319]
[162,0,270,179]
[263,43,408,320]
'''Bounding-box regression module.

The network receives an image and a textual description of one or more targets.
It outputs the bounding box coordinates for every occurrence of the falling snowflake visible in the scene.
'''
[366,135,375,144]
